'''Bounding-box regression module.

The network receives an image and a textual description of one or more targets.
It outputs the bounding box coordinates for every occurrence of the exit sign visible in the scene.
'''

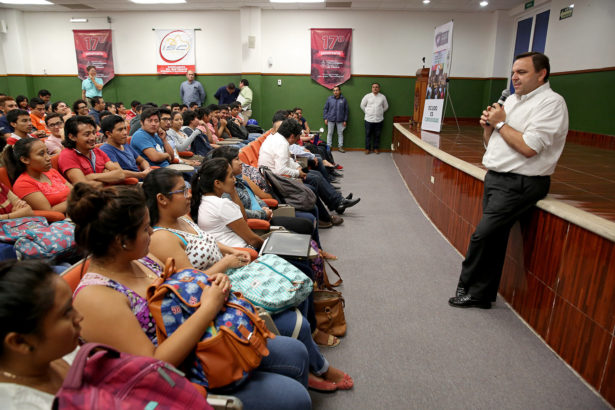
[525,0,534,9]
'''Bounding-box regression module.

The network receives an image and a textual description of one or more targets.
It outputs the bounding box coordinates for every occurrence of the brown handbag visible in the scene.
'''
[313,258,347,337]
[147,258,275,389]
[313,288,346,337]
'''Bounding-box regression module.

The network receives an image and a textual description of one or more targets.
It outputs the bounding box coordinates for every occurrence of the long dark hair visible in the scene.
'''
[211,146,239,165]
[142,168,183,226]
[2,138,41,183]
[67,183,147,258]
[189,158,229,221]
[0,260,56,355]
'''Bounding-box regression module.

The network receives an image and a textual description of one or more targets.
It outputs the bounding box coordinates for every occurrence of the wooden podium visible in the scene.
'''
[413,68,430,124]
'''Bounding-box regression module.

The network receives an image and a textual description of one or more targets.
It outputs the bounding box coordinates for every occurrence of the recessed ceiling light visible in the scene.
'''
[480,1,489,6]
[70,18,88,23]
[0,0,52,4]
[270,0,325,3]
[423,0,430,4]
[130,0,186,3]
[569,4,574,7]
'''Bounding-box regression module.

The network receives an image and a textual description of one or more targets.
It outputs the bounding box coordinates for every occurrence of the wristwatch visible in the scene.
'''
[495,121,506,131]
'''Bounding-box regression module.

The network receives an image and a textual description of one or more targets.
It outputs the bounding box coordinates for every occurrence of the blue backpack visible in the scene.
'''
[147,259,275,389]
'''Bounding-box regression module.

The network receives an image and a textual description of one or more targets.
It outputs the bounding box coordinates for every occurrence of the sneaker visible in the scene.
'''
[338,147,345,153]
[335,164,344,170]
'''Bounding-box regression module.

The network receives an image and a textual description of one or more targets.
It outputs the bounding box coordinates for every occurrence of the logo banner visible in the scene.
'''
[421,21,454,132]
[156,29,195,74]
[73,30,115,85]
[310,28,352,89]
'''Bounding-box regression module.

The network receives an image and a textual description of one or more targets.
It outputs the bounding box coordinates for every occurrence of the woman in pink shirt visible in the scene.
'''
[3,138,72,213]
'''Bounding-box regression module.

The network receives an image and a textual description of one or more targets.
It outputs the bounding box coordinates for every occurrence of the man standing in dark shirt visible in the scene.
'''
[214,82,239,105]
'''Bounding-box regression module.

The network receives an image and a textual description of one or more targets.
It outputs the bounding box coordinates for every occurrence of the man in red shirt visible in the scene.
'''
[58,115,125,188]
[6,109,32,145]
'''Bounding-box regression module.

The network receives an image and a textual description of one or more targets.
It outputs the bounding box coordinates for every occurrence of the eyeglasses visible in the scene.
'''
[166,187,190,198]
[160,117,172,122]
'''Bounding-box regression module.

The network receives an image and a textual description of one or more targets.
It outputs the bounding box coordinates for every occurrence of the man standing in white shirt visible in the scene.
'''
[360,83,388,154]
[237,79,253,123]
[449,52,569,309]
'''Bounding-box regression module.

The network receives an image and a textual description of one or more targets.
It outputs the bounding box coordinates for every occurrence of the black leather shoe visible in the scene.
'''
[330,170,343,178]
[345,193,353,200]
[456,286,466,297]
[448,294,491,309]
[336,197,360,214]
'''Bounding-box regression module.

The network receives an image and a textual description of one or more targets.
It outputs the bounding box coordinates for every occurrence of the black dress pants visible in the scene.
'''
[458,171,550,301]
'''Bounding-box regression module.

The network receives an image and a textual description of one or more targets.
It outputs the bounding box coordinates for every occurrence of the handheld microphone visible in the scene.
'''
[485,89,510,126]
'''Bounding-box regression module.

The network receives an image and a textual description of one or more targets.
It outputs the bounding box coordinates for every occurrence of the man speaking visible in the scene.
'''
[448,52,569,309]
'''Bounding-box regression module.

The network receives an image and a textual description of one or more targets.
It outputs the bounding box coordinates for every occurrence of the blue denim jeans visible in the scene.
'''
[326,121,345,148]
[364,120,384,151]
[273,302,329,375]
[304,170,342,211]
[228,336,311,410]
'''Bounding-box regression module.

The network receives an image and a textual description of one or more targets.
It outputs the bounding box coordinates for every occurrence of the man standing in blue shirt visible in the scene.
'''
[179,70,206,107]
[81,65,103,107]
[323,85,349,153]
[214,83,240,105]
[130,107,173,167]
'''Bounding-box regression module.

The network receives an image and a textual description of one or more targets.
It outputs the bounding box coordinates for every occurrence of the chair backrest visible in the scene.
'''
[0,167,13,189]
[61,258,90,292]
[51,154,61,172]
[238,150,250,165]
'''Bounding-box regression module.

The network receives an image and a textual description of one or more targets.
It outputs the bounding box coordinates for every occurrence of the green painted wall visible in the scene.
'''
[2,70,612,148]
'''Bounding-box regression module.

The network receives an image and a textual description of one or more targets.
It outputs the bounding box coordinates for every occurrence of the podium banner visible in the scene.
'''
[310,28,352,89]
[421,21,454,132]
[156,29,195,74]
[73,30,115,84]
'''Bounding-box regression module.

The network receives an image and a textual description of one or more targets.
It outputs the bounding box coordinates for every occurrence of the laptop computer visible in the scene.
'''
[259,231,312,259]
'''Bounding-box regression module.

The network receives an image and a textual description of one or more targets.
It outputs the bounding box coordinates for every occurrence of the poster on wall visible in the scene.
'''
[310,28,352,89]
[73,30,115,84]
[156,29,195,74]
[421,21,454,132]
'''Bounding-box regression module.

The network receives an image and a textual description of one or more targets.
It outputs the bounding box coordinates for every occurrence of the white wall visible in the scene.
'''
[544,0,615,71]
[18,10,241,75]
[0,2,612,77]
[261,10,498,77]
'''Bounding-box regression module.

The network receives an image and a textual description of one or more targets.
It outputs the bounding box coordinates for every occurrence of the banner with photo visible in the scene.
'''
[73,30,115,84]
[421,21,454,132]
[310,28,352,89]
[156,29,195,74]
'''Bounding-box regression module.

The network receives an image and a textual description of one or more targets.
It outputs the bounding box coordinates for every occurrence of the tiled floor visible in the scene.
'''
[403,123,615,222]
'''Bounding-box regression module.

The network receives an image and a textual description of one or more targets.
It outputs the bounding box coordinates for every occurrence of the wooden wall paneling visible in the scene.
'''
[520,210,569,290]
[555,224,615,332]
[600,342,615,405]
[510,270,555,339]
[545,296,612,390]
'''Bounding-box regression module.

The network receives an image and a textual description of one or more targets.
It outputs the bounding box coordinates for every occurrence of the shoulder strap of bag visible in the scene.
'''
[323,259,343,288]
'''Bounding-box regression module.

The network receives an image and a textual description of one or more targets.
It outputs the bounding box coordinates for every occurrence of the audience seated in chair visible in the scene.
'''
[6,109,32,146]
[100,115,152,180]
[158,109,199,167]
[0,260,83,408]
[191,158,265,250]
[44,113,64,156]
[67,183,312,410]
[0,96,18,140]
[0,180,34,221]
[130,107,173,168]
[4,138,72,213]
[181,110,214,157]
[143,168,353,393]
[58,116,126,189]
[28,98,48,138]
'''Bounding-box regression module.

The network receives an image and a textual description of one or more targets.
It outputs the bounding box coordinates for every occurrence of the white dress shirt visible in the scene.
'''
[482,82,568,176]
[258,132,301,177]
[360,92,389,123]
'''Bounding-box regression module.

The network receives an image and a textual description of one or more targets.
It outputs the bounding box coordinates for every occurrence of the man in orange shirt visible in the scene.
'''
[28,97,48,137]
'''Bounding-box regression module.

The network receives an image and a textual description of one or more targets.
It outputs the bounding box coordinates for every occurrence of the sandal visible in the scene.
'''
[312,329,340,347]
[308,374,337,392]
[335,373,354,390]
[320,251,338,261]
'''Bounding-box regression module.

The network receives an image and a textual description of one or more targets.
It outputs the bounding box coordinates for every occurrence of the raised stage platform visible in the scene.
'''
[392,123,615,406]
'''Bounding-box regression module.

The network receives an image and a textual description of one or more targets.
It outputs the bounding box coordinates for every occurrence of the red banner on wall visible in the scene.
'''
[310,28,352,89]
[73,30,115,85]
